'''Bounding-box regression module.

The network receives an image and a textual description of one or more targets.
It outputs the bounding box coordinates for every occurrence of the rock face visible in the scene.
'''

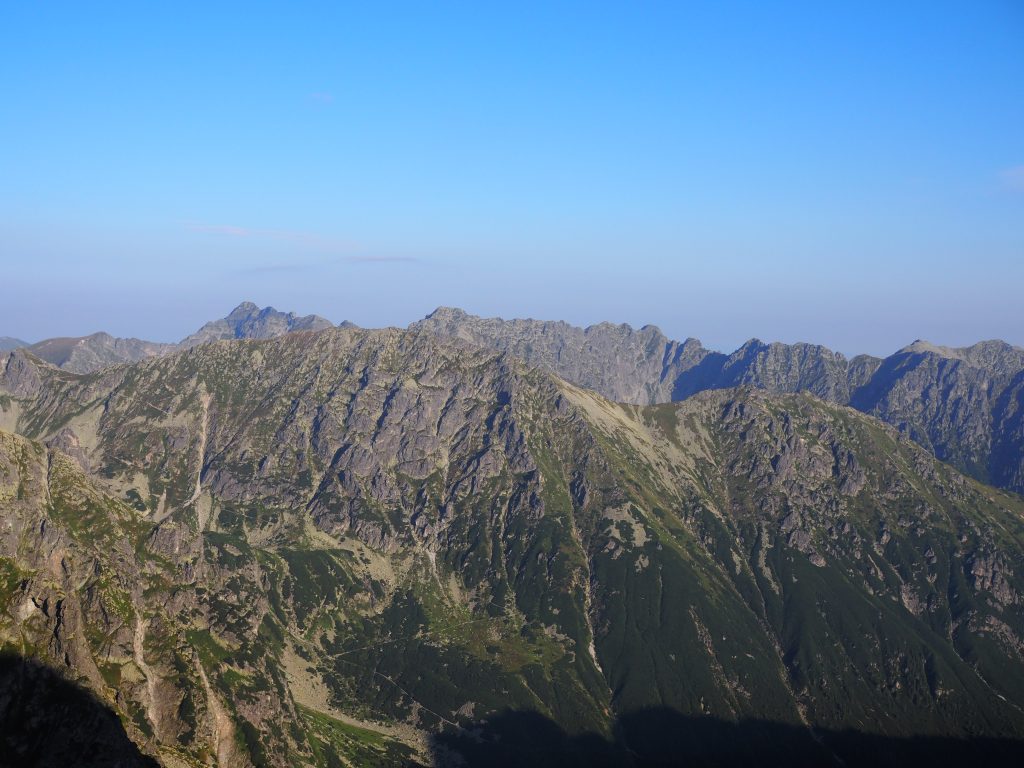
[851,340,1024,492]
[410,306,709,404]
[2,329,1024,766]
[413,309,1024,494]
[410,308,872,404]
[178,301,334,348]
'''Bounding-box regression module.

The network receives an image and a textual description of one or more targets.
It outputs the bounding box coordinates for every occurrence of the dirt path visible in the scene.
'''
[187,391,212,528]
[133,615,159,739]
[196,660,238,767]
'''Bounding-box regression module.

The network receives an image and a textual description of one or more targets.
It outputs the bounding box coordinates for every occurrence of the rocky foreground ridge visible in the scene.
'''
[1,328,1024,766]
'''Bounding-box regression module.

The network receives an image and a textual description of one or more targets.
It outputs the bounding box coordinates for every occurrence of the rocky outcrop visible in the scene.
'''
[9,302,1024,493]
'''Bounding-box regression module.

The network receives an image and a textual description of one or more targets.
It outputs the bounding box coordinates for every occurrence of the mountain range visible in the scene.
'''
[8,302,1024,496]
[6,302,335,373]
[2,305,1024,766]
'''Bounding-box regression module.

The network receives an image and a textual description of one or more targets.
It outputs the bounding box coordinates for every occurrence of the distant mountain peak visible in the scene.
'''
[900,339,954,356]
[5,302,338,373]
[0,336,28,352]
[21,333,174,372]
[898,339,1024,367]
[179,302,334,348]
[424,306,470,321]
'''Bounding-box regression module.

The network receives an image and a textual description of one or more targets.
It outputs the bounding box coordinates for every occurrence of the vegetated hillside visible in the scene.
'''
[413,308,1024,494]
[1,329,1024,767]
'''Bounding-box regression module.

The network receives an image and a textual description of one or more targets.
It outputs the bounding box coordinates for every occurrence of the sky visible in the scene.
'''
[1,1,1022,355]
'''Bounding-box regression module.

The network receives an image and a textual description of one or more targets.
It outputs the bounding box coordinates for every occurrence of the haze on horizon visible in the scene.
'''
[1,1,1022,357]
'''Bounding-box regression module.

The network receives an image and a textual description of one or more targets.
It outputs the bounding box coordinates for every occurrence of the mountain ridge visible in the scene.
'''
[8,302,1024,493]
[12,302,337,374]
[411,307,1024,494]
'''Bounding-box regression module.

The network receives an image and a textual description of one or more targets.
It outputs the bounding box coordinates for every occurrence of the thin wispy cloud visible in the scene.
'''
[184,222,423,267]
[188,223,250,237]
[233,261,319,275]
[183,221,357,253]
[347,255,418,263]
[229,255,420,276]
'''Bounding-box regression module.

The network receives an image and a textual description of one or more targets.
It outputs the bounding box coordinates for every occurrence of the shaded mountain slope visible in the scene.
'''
[0,653,160,768]
[2,329,1024,765]
[409,306,708,404]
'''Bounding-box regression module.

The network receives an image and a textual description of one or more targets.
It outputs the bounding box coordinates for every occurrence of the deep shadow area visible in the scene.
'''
[0,652,158,768]
[431,707,1024,768]
[669,352,729,401]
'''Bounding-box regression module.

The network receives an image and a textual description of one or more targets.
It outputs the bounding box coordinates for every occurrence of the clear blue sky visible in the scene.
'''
[2,1,1022,355]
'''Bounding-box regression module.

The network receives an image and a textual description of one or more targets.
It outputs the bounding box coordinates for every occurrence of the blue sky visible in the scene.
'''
[1,1,1022,355]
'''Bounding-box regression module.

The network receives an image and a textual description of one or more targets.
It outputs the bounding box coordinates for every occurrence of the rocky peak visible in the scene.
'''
[178,302,334,348]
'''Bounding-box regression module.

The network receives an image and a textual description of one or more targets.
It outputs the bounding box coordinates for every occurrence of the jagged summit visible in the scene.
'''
[178,301,334,348]
[423,305,470,320]
[5,302,1024,494]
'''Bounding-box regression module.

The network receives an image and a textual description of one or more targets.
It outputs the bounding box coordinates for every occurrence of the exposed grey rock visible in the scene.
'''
[1,350,44,398]
[178,301,334,348]
[413,308,1024,493]
[410,306,710,404]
